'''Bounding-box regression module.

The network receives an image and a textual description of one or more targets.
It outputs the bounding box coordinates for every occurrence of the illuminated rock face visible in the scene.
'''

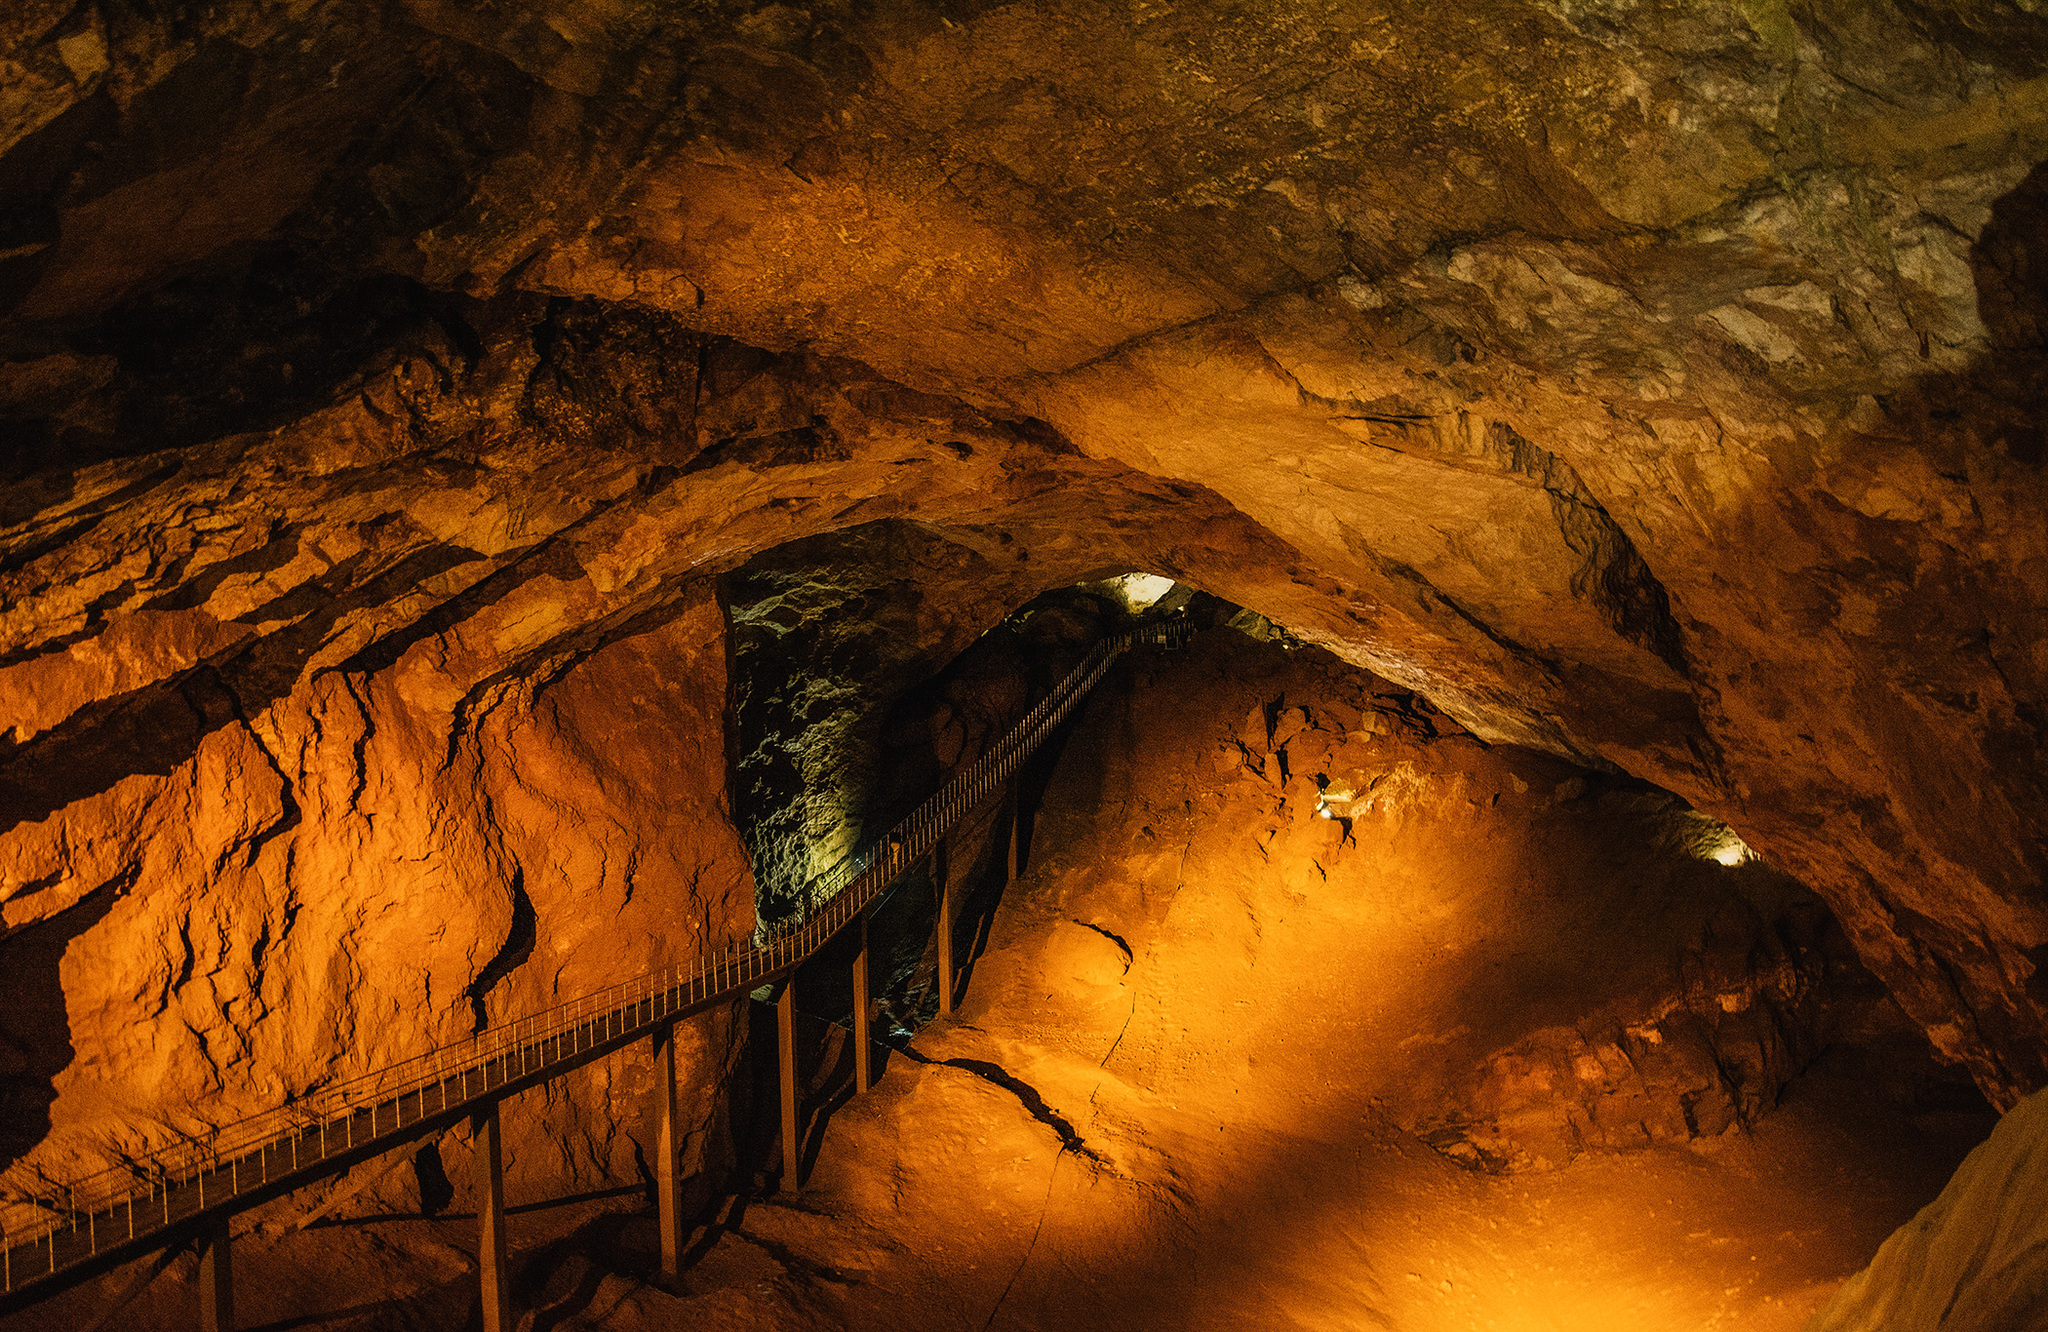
[1812,1082,2048,1331]
[0,578,752,1196]
[0,0,2046,1207]
[1009,626,1917,1174]
[736,625,1986,1332]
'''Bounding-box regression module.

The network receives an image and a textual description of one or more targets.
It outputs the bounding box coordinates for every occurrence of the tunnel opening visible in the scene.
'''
[722,525,1205,1035]
[694,528,2002,1332]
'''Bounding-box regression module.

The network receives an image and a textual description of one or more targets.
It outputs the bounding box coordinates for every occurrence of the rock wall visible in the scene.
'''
[725,523,1108,926]
[2,0,2046,1186]
[666,619,1998,1332]
[0,317,1289,1191]
[1019,622,1946,1174]
[1812,1082,2048,1331]
[0,575,751,1200]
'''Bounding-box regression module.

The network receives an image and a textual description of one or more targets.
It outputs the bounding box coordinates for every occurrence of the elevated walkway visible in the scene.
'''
[0,616,1189,1327]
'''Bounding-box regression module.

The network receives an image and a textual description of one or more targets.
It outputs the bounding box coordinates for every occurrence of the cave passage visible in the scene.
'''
[0,558,2014,1332]
[660,572,2005,1332]
[0,566,1186,1324]
[4,2,2047,1327]
[709,605,2003,1332]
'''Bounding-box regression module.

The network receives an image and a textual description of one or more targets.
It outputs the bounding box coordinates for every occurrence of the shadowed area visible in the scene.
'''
[2,0,2048,1327]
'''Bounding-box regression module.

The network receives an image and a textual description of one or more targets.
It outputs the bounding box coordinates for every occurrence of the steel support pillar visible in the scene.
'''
[654,1022,683,1282]
[852,914,873,1094]
[477,1104,512,1332]
[198,1221,232,1332]
[777,982,800,1188]
[934,838,954,1016]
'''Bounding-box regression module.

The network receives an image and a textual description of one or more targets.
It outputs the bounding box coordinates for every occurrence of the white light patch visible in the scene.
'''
[1704,828,1755,866]
[1109,572,1176,610]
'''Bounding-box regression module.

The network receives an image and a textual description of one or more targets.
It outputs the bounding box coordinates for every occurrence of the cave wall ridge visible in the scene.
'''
[1,0,2046,1145]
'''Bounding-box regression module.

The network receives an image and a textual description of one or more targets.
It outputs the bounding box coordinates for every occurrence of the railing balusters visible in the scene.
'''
[1,624,1164,1297]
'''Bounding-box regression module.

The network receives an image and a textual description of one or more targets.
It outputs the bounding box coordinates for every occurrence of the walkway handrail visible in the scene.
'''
[0,614,1189,1299]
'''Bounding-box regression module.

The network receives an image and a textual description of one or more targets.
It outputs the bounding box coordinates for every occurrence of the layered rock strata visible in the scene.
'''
[2,0,2047,1211]
[614,622,1988,1332]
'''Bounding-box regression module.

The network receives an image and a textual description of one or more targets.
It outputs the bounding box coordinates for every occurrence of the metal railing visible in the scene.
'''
[0,615,1189,1299]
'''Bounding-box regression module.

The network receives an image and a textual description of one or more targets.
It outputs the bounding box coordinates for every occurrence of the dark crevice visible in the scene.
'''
[0,511,108,580]
[1072,920,1133,969]
[892,1045,1100,1162]
[1548,482,1691,678]
[463,868,536,1034]
[219,691,302,866]
[1486,417,1690,678]
[145,521,302,613]
[0,579,148,671]
[0,461,184,568]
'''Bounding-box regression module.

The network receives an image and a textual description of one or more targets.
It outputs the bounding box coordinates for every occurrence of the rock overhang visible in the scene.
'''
[0,0,2044,1134]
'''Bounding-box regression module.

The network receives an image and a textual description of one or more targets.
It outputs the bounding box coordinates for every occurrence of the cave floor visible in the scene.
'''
[3,639,1999,1332]
[11,1032,1982,1332]
[640,1019,1986,1332]
[612,641,1999,1332]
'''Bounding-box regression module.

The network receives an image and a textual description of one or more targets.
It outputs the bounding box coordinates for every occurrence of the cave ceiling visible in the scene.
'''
[1,0,2047,1113]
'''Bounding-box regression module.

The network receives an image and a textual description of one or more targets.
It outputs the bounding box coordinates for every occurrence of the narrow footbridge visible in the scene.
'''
[0,618,1187,1328]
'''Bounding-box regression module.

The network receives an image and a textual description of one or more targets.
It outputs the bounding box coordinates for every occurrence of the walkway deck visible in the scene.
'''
[0,617,1187,1318]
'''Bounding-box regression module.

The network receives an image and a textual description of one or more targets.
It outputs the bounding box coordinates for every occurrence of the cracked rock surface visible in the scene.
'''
[650,625,1996,1331]
[2,0,2048,1259]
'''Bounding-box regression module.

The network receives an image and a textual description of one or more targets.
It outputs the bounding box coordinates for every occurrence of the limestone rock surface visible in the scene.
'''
[692,624,1992,1332]
[1811,1083,2048,1332]
[2,0,2047,1212]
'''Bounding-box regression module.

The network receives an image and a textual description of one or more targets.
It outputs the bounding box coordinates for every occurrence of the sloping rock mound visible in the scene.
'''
[1811,1087,2048,1332]
[3,0,2048,1234]
[658,619,1994,1332]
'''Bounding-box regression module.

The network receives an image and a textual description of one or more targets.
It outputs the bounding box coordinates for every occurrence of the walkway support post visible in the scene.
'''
[198,1220,232,1332]
[477,1104,512,1332]
[1006,787,1021,885]
[776,982,800,1188]
[852,914,872,1094]
[654,1023,683,1282]
[934,837,954,1016]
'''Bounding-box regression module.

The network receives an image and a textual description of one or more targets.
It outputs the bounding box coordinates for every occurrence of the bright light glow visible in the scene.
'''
[1107,572,1176,611]
[1704,827,1755,866]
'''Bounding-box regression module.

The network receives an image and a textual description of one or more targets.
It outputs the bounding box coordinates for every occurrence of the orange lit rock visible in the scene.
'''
[1,0,2046,1222]
[703,624,1989,1332]
[1812,1083,2048,1331]
[0,581,753,1202]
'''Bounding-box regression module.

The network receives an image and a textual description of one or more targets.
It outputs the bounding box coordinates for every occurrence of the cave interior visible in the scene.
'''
[2,0,2048,1329]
